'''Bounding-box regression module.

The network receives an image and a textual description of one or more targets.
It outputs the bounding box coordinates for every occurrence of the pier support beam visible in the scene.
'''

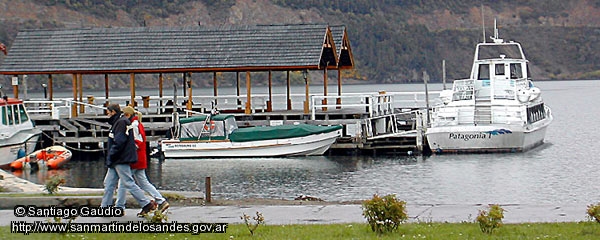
[236,72,242,110]
[337,68,342,109]
[129,73,136,107]
[212,72,217,106]
[78,74,83,113]
[104,74,109,111]
[322,67,328,111]
[187,73,193,110]
[286,71,292,110]
[48,74,53,100]
[71,74,77,117]
[245,71,252,114]
[267,70,272,112]
[159,73,164,113]
[303,70,310,114]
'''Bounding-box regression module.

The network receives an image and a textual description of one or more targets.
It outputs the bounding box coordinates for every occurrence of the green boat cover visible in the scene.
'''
[229,124,342,142]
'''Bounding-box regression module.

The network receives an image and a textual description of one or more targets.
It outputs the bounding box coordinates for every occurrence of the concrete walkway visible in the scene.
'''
[0,170,592,226]
[0,203,590,226]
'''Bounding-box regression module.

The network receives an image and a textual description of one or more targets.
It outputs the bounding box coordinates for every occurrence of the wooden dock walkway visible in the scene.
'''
[25,91,434,156]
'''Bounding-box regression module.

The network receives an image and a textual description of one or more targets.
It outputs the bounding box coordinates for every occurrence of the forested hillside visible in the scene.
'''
[0,0,599,90]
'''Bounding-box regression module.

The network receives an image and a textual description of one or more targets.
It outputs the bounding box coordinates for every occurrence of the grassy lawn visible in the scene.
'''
[2,221,600,239]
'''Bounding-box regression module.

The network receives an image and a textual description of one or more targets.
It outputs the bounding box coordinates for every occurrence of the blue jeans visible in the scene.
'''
[115,169,166,209]
[101,164,151,208]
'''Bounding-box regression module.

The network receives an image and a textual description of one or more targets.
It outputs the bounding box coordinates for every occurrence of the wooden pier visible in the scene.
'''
[25,91,434,157]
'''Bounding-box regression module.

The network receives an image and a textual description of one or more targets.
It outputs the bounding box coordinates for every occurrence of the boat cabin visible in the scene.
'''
[177,114,238,141]
[0,97,31,127]
[452,41,532,102]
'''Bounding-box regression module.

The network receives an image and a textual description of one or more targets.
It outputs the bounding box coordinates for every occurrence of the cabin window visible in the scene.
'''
[1,106,6,125]
[18,104,29,123]
[5,105,14,125]
[510,63,522,79]
[495,64,505,75]
[478,64,490,80]
[12,105,21,124]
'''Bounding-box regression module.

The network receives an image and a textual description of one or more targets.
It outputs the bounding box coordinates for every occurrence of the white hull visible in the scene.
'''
[426,119,551,153]
[0,129,41,166]
[161,130,341,158]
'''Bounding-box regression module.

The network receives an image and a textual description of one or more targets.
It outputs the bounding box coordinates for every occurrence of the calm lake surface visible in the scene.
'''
[11,80,600,205]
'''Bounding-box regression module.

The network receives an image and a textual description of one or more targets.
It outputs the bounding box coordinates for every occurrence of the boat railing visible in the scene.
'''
[24,99,72,119]
[451,79,475,101]
[311,91,437,120]
[431,105,525,127]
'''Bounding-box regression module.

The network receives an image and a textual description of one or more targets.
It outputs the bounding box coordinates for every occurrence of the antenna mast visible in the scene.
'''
[481,5,485,43]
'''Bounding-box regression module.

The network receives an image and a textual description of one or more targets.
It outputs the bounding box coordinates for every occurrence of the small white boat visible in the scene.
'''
[426,22,552,153]
[160,114,342,158]
[0,96,42,166]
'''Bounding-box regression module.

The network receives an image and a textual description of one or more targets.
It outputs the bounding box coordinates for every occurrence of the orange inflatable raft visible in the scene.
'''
[10,146,72,170]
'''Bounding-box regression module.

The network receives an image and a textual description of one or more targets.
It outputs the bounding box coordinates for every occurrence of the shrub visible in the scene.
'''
[361,194,408,234]
[587,203,600,223]
[476,204,505,234]
[241,211,264,236]
[145,209,169,223]
[44,175,66,195]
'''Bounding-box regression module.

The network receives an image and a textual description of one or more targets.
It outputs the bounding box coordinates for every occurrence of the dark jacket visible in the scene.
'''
[106,113,137,168]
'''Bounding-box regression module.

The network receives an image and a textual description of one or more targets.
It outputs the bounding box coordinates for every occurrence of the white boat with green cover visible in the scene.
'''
[160,114,342,158]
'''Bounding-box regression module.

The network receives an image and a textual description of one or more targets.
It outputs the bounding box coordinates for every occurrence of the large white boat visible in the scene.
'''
[160,114,342,158]
[0,96,42,166]
[426,25,552,153]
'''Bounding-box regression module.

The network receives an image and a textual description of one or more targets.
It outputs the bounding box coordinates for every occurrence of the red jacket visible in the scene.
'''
[129,116,147,169]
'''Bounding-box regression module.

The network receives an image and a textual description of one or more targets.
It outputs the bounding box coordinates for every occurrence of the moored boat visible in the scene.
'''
[10,145,72,170]
[0,96,42,166]
[426,22,552,153]
[160,114,342,158]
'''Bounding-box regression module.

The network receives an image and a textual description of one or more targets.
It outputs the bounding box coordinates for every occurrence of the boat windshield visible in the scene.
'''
[477,44,524,60]
[1,104,29,126]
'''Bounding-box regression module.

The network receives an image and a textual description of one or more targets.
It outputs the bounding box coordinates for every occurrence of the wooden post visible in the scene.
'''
[187,73,193,110]
[245,71,252,114]
[104,74,109,111]
[72,74,77,117]
[303,70,310,114]
[286,71,292,110]
[337,68,342,109]
[78,74,84,113]
[159,73,163,113]
[267,70,272,112]
[213,72,218,106]
[48,74,53,100]
[205,177,212,203]
[322,68,328,111]
[236,72,242,110]
[442,60,447,90]
[130,73,136,107]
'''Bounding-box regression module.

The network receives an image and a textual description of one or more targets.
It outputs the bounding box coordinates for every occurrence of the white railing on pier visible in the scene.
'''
[25,90,440,120]
[310,91,439,120]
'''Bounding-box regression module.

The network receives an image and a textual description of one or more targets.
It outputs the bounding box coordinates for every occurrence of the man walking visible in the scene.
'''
[101,103,156,216]
[116,106,169,215]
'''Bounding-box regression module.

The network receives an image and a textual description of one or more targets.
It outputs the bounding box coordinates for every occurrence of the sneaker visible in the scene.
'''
[158,201,170,212]
[137,200,157,217]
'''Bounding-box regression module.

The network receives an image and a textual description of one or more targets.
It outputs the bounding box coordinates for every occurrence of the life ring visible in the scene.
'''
[203,120,215,131]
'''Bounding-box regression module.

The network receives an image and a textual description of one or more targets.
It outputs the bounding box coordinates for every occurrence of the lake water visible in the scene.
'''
[10,80,600,205]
